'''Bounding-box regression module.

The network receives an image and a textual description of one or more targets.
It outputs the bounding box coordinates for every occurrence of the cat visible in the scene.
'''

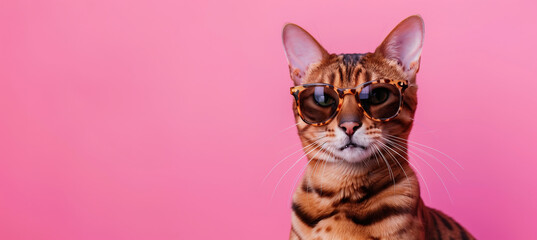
[282,15,475,240]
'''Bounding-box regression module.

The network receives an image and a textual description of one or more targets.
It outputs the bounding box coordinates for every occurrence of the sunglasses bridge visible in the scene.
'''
[336,88,359,98]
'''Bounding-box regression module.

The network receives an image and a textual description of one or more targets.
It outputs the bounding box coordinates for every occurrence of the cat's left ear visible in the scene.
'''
[376,15,425,75]
[282,23,328,85]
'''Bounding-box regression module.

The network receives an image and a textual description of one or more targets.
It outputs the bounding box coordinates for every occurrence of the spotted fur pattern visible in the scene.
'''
[284,17,475,240]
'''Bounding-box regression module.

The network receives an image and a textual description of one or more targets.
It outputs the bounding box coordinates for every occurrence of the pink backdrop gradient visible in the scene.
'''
[1,0,537,239]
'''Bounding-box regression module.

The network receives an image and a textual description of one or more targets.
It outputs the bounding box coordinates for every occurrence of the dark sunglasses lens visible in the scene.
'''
[357,83,402,120]
[299,86,339,124]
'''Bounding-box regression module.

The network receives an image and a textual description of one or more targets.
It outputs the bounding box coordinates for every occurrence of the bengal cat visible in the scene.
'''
[282,15,475,240]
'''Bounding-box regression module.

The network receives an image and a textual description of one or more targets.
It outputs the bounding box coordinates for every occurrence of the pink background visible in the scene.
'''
[1,0,536,239]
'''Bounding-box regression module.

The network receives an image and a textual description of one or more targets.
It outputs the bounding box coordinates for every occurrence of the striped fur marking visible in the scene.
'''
[435,211,453,230]
[301,182,336,198]
[345,205,416,226]
[292,202,339,227]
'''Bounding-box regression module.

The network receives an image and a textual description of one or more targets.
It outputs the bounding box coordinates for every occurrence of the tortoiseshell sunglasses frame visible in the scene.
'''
[290,79,409,126]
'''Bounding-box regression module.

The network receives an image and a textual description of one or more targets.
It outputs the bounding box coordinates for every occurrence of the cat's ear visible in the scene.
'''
[376,15,424,75]
[282,23,328,85]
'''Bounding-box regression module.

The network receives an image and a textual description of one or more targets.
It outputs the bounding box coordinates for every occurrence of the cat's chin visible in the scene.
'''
[338,146,373,164]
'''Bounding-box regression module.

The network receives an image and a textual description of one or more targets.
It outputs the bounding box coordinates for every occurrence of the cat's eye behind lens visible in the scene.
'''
[298,86,339,124]
[358,83,402,120]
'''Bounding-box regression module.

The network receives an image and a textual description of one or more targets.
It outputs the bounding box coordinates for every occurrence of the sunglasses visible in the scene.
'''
[290,79,409,126]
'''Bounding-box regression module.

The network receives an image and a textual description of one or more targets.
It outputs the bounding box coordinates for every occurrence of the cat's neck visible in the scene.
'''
[300,148,419,203]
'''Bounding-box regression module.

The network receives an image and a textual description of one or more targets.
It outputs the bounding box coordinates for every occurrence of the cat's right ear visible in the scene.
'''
[282,24,328,85]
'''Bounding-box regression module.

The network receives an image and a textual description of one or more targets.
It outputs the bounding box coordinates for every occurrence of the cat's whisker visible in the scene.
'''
[385,136,460,184]
[376,142,407,197]
[288,146,328,203]
[319,145,335,195]
[311,146,329,181]
[271,142,326,200]
[313,146,338,196]
[377,140,432,202]
[277,122,301,134]
[371,146,381,167]
[376,141,410,186]
[388,141,453,203]
[288,146,326,195]
[307,147,331,209]
[383,136,456,203]
[262,136,326,184]
[277,134,327,154]
[372,144,396,194]
[386,135,464,170]
[277,139,306,154]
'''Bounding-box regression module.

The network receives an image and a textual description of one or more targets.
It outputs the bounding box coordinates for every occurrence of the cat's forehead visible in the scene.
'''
[304,53,406,88]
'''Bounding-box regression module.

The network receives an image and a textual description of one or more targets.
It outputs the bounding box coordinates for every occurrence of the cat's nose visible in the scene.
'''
[339,121,362,136]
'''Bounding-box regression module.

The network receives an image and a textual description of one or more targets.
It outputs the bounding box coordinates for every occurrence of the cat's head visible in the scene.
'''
[282,15,424,164]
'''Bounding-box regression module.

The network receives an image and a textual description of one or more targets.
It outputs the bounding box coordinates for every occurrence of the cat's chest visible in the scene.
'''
[295,210,422,240]
[293,173,422,239]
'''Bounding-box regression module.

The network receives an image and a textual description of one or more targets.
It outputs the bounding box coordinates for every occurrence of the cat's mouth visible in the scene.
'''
[339,142,367,151]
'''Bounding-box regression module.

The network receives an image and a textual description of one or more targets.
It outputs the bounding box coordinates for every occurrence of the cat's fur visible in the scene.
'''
[282,15,475,240]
